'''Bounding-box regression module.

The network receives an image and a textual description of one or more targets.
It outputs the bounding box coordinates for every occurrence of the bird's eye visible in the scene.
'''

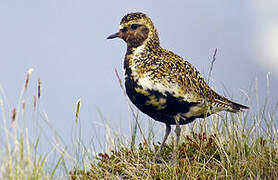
[130,24,139,30]
[121,27,127,32]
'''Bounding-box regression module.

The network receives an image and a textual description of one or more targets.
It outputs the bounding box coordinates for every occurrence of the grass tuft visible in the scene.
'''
[67,69,278,179]
[70,125,278,179]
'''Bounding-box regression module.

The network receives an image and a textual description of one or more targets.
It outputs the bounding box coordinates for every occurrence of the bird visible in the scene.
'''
[107,12,249,157]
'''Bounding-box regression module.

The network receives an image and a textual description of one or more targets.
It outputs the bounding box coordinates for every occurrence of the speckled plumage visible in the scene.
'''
[107,12,248,156]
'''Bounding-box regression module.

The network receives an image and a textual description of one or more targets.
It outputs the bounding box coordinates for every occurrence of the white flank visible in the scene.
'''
[137,75,197,103]
[137,76,171,95]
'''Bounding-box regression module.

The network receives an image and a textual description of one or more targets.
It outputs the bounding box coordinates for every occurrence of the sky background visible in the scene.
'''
[0,0,278,156]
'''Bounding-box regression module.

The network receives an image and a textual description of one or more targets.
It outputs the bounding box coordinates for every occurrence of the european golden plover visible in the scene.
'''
[107,12,249,157]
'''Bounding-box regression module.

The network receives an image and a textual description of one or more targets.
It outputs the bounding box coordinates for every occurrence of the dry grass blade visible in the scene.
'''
[34,95,37,110]
[114,69,125,95]
[114,68,147,146]
[38,78,41,99]
[22,101,25,116]
[11,107,16,122]
[75,98,81,123]
[207,48,217,85]
[25,68,34,89]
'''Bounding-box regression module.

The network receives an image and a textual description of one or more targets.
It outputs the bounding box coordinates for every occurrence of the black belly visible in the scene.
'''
[125,78,205,125]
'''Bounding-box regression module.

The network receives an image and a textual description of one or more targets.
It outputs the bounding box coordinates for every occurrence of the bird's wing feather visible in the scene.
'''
[153,49,213,102]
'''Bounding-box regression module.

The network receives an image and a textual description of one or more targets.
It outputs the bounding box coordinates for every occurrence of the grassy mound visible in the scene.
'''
[70,130,278,179]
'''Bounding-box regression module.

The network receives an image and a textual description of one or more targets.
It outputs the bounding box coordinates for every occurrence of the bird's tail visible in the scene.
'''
[212,91,249,113]
[227,100,249,113]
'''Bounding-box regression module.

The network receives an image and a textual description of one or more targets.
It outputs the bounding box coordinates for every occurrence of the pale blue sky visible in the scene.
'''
[0,1,277,154]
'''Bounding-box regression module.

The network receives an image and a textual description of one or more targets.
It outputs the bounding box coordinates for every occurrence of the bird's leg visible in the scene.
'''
[155,123,171,159]
[173,116,181,159]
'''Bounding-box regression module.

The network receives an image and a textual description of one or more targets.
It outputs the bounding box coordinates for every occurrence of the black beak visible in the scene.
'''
[107,32,120,39]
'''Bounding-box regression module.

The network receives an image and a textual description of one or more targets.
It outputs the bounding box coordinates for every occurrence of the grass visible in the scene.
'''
[0,69,53,179]
[0,69,277,179]
[70,113,278,179]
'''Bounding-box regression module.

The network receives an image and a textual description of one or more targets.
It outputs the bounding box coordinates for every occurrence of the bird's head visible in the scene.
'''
[107,12,159,48]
